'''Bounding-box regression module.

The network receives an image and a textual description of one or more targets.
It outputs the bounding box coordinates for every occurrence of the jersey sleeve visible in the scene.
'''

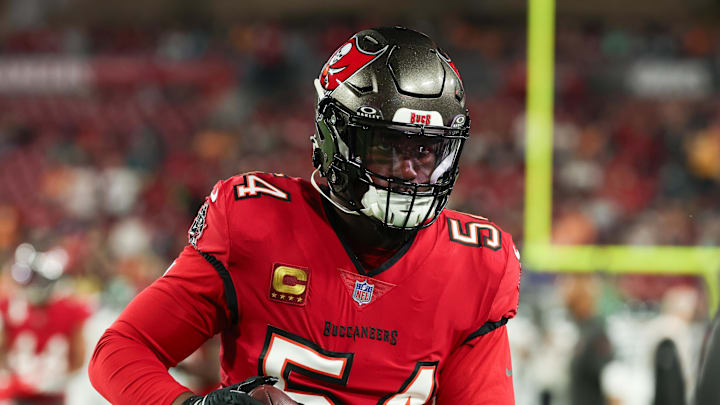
[189,180,230,265]
[189,179,243,324]
[461,233,521,345]
[488,236,521,322]
[89,245,232,405]
[436,325,514,405]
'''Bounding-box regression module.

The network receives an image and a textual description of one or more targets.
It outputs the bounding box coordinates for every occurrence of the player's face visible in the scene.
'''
[365,135,436,184]
[356,127,460,192]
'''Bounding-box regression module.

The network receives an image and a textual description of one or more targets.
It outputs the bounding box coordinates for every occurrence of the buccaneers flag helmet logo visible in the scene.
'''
[319,36,387,91]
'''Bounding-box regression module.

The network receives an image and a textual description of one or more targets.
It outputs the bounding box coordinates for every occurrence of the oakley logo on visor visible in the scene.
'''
[392,108,443,126]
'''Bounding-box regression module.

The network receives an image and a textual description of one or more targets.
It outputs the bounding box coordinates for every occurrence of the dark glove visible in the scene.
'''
[183,376,278,405]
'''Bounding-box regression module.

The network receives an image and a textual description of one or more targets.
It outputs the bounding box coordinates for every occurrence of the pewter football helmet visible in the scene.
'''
[311,26,469,230]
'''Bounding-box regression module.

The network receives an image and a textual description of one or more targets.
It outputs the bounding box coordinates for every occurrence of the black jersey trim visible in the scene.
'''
[365,232,416,277]
[462,317,509,344]
[321,197,417,277]
[198,250,239,325]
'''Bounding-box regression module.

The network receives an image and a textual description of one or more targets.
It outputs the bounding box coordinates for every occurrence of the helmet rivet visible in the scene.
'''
[329,171,337,183]
[330,115,337,124]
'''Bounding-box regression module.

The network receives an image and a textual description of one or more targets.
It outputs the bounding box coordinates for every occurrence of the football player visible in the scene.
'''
[0,243,90,405]
[89,27,521,405]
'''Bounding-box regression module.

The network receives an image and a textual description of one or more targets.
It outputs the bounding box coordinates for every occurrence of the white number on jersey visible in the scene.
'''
[447,218,501,250]
[259,326,437,404]
[234,174,290,201]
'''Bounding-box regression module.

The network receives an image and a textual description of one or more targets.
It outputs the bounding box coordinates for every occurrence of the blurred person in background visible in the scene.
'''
[694,285,720,405]
[0,243,90,405]
[88,26,522,405]
[508,301,577,405]
[695,312,720,404]
[563,275,617,405]
[645,286,699,405]
[652,338,685,405]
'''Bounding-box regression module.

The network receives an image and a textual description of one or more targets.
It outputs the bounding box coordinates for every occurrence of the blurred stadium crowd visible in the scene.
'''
[0,8,719,405]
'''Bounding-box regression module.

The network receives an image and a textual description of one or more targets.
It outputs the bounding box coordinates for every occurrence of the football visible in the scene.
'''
[248,385,299,405]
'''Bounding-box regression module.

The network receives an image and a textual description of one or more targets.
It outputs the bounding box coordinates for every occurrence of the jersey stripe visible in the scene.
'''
[462,317,508,344]
[198,250,239,325]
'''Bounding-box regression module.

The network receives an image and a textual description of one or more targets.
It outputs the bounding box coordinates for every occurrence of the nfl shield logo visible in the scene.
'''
[352,280,374,305]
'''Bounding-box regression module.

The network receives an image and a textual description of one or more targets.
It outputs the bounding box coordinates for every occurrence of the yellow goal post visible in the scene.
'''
[524,0,720,314]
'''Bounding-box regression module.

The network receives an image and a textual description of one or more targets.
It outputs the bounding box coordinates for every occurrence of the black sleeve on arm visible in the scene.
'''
[197,250,239,324]
[462,317,509,345]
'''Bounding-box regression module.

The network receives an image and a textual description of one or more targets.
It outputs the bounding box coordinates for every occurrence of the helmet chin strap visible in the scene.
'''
[359,185,435,228]
[311,169,435,228]
[311,168,361,216]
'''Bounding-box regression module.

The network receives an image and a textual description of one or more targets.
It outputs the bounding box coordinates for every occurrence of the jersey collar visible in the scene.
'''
[320,197,417,277]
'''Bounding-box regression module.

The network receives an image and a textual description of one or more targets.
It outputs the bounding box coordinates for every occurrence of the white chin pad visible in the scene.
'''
[359,185,435,228]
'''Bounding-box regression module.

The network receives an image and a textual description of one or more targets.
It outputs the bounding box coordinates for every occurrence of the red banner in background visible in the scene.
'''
[0,57,235,94]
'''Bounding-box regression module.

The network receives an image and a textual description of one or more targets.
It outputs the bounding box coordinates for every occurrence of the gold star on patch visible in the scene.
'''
[271,292,277,298]
[297,297,303,303]
[288,296,295,301]
[279,294,286,300]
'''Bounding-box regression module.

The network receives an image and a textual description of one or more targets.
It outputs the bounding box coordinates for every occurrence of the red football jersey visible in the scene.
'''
[0,296,90,401]
[90,172,521,404]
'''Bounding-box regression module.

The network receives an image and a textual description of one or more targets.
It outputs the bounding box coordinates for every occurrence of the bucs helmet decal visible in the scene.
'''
[320,36,388,91]
[437,50,462,82]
